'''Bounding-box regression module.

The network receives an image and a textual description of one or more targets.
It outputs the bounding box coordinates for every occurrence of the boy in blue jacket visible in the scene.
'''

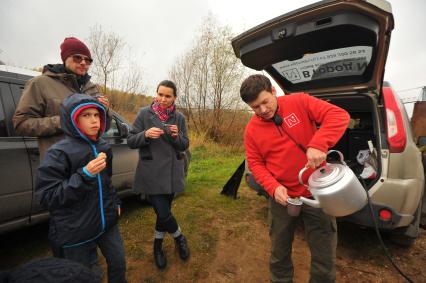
[36,93,126,283]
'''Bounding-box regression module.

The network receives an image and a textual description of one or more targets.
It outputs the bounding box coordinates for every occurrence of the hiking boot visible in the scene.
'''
[174,234,190,261]
[154,238,167,270]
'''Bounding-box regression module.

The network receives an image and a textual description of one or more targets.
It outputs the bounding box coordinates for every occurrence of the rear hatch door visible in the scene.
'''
[231,0,394,95]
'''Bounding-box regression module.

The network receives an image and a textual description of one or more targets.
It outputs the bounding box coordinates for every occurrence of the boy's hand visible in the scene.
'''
[86,152,107,175]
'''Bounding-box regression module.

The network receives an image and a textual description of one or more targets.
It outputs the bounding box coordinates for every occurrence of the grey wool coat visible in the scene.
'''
[128,106,189,195]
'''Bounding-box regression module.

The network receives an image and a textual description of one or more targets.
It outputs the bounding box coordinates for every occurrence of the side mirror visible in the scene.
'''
[118,122,130,138]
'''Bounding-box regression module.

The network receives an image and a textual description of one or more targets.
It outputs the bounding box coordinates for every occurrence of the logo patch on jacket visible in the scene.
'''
[284,113,300,128]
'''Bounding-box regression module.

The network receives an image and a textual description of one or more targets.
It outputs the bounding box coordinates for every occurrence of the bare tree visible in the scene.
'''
[87,24,147,116]
[170,16,247,141]
[170,53,197,131]
[87,24,124,93]
[119,46,147,96]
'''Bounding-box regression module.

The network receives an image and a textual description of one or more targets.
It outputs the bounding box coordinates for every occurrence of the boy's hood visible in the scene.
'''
[60,93,107,141]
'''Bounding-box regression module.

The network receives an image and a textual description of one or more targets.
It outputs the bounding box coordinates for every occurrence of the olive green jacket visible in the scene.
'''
[13,64,100,159]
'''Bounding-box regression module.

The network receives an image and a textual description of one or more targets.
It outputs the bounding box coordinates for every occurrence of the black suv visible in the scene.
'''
[0,65,139,234]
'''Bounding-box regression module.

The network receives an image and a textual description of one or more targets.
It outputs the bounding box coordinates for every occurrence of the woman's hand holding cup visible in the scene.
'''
[165,124,178,138]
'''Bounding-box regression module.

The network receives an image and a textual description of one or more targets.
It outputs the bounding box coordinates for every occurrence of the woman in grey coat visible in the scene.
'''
[128,80,189,270]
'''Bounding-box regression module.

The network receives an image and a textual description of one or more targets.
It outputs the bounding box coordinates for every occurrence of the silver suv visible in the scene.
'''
[232,0,424,245]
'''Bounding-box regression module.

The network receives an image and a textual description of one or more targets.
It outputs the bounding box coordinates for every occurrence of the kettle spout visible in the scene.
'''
[300,197,321,208]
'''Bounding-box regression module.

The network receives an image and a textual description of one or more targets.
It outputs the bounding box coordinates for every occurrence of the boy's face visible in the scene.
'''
[77,108,100,136]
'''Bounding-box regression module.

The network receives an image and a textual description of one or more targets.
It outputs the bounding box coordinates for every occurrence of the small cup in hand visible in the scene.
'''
[96,152,107,162]
[163,124,173,135]
[97,152,106,159]
[287,197,302,217]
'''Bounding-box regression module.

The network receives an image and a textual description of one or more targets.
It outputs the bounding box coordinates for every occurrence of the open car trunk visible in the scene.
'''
[324,94,381,188]
[231,0,394,96]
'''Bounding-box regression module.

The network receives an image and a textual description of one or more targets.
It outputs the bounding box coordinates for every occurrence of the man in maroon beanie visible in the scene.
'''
[12,36,109,278]
[13,37,109,159]
[60,37,92,63]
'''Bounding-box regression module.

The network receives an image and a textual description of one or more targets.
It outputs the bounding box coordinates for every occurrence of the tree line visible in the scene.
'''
[88,16,252,145]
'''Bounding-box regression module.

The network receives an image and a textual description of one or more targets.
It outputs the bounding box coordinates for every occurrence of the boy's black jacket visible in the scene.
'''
[35,93,119,248]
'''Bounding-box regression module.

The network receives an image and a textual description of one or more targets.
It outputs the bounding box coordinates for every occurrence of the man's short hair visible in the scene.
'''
[240,74,272,103]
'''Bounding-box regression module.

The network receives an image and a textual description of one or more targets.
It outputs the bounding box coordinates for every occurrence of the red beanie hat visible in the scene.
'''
[60,37,92,63]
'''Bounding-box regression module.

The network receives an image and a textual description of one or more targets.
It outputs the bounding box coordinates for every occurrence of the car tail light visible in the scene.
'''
[382,87,406,153]
[379,209,392,221]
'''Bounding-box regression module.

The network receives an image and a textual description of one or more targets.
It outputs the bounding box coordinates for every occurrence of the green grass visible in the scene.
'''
[118,144,251,281]
[0,143,259,282]
[4,142,422,282]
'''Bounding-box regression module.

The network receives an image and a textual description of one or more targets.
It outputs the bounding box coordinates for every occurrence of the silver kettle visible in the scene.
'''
[299,150,367,217]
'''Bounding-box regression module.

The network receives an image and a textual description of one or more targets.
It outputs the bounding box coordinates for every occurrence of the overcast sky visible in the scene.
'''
[1,0,425,113]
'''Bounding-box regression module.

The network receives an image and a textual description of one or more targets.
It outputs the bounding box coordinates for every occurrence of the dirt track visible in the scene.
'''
[1,189,425,282]
[124,189,426,282]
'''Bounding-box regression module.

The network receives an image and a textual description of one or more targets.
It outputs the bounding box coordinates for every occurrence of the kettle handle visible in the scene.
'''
[298,150,346,187]
[298,167,309,188]
[327,150,346,165]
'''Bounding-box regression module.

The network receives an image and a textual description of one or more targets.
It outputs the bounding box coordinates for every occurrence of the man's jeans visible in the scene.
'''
[269,198,337,283]
[62,224,126,283]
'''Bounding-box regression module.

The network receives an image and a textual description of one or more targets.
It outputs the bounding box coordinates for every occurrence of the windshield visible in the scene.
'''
[272,46,373,84]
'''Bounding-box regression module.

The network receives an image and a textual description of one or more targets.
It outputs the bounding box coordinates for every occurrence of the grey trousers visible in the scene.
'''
[269,198,337,283]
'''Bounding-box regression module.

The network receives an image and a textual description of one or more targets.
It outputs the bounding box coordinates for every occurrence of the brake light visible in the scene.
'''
[379,209,392,222]
[382,87,406,153]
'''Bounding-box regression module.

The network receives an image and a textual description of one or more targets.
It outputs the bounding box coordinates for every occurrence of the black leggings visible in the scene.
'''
[149,194,179,233]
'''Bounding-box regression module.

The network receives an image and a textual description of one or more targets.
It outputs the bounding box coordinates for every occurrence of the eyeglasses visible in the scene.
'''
[71,55,93,65]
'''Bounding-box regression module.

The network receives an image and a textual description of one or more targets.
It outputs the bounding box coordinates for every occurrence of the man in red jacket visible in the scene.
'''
[241,74,350,283]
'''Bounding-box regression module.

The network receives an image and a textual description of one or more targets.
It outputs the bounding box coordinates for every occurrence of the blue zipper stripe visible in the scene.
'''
[63,102,107,248]
[92,145,106,232]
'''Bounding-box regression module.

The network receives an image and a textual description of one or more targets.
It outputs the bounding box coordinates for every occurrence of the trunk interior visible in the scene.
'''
[322,94,381,188]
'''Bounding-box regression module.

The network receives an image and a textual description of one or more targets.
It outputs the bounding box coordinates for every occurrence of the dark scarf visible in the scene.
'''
[43,64,91,89]
[151,98,175,122]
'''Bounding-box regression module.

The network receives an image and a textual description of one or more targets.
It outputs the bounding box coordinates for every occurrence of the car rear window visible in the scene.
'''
[272,46,373,84]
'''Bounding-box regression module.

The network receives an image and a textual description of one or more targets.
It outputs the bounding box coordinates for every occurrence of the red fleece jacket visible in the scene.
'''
[244,93,350,198]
